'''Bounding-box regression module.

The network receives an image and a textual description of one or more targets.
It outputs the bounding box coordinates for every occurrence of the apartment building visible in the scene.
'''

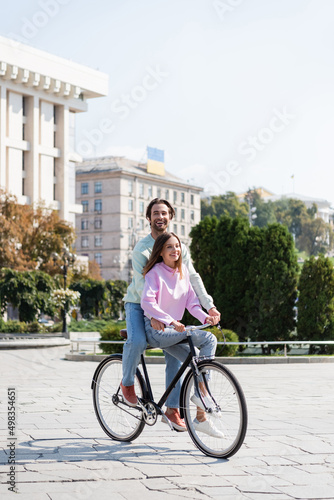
[0,35,108,225]
[75,156,202,281]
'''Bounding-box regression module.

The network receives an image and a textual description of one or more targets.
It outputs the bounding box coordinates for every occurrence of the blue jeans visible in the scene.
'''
[144,317,217,394]
[122,302,182,408]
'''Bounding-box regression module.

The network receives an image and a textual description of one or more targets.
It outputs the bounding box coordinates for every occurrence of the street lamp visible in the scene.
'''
[52,246,76,337]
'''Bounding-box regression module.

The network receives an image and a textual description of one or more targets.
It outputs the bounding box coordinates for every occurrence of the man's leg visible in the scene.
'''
[122,302,147,386]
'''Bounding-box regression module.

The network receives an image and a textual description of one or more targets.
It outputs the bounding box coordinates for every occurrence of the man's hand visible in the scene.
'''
[151,318,165,331]
[170,320,186,332]
[208,307,221,325]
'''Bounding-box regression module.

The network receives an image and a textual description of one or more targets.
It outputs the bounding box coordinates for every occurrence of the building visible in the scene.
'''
[0,35,108,225]
[75,156,202,281]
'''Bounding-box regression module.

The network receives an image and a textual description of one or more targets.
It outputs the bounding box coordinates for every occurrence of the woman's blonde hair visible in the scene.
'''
[143,232,183,278]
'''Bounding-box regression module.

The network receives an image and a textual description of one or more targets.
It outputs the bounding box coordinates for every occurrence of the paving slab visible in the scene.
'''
[0,347,334,499]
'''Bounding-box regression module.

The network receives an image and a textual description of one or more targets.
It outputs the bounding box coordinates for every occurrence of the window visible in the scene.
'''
[190,194,194,205]
[94,181,102,193]
[95,235,102,247]
[94,218,102,229]
[190,210,194,221]
[173,191,177,203]
[22,96,27,117]
[181,208,185,220]
[157,187,161,198]
[181,192,185,203]
[139,218,145,230]
[174,207,177,220]
[128,217,133,229]
[81,236,89,248]
[165,189,169,200]
[181,225,185,236]
[173,224,177,233]
[128,180,133,195]
[22,178,25,196]
[139,201,144,215]
[148,186,153,198]
[95,253,102,266]
[81,182,88,195]
[94,199,102,213]
[128,199,133,211]
[139,183,144,198]
[82,200,89,213]
[81,219,89,230]
[53,157,56,176]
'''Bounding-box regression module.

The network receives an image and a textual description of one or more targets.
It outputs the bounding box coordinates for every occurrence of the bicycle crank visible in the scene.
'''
[140,402,157,426]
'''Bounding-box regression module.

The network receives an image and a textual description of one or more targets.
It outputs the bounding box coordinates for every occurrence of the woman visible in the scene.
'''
[140,232,223,438]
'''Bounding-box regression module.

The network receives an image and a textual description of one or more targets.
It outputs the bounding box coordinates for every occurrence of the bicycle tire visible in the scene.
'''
[181,360,247,458]
[92,354,146,442]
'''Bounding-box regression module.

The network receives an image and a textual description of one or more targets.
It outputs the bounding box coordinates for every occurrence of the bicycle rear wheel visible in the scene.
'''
[92,354,145,441]
[182,361,247,458]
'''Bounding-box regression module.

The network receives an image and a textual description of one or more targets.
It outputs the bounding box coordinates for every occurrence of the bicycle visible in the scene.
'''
[91,324,248,459]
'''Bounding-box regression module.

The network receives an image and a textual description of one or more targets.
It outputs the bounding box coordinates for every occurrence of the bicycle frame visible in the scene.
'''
[138,333,204,415]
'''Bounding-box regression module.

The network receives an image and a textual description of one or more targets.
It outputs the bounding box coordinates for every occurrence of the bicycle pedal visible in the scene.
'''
[161,413,174,431]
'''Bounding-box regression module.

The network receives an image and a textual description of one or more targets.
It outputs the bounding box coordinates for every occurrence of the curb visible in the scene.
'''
[0,338,71,349]
[64,353,334,364]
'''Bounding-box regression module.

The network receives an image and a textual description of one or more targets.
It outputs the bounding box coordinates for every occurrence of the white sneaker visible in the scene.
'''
[190,394,221,418]
[193,418,225,438]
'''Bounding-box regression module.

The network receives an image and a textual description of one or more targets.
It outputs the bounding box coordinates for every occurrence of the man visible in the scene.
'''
[121,198,220,430]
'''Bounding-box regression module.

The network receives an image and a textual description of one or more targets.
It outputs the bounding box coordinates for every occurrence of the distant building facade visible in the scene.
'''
[0,35,108,225]
[75,156,202,281]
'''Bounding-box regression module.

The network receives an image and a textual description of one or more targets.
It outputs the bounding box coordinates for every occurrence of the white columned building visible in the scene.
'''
[0,35,108,225]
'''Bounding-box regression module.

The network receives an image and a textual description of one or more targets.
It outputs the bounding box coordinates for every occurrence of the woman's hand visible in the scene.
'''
[151,318,165,331]
[170,320,186,332]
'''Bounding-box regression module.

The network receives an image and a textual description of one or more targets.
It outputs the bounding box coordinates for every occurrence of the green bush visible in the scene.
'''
[208,327,239,357]
[26,321,44,333]
[0,320,26,333]
[99,324,125,354]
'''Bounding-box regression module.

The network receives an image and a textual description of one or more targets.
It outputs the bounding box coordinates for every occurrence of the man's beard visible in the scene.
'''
[153,220,168,232]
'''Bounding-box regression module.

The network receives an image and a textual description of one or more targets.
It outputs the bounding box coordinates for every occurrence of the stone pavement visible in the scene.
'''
[0,347,334,500]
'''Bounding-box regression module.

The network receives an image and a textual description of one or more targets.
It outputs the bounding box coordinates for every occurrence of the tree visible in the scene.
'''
[0,269,55,322]
[297,218,333,256]
[245,189,276,228]
[105,280,128,319]
[70,279,106,318]
[189,216,219,294]
[247,224,298,349]
[297,255,334,353]
[0,189,75,272]
[273,198,309,240]
[189,216,299,346]
[201,192,248,220]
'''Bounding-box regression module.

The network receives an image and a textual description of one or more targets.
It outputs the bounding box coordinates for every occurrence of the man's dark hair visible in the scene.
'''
[146,198,175,221]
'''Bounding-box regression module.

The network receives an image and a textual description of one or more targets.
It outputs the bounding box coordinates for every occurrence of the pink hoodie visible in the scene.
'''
[141,262,208,326]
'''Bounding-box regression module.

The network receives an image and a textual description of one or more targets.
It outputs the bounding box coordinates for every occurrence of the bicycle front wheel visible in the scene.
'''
[182,361,247,458]
[92,354,146,442]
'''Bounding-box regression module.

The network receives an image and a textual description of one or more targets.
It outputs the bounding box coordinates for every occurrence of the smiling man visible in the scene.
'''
[121,198,220,430]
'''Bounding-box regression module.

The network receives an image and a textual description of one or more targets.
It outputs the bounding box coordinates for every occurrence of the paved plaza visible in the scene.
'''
[0,347,334,499]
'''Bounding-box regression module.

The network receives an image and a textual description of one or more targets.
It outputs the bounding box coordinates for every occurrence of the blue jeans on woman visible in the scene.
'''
[144,316,217,389]
[122,302,183,408]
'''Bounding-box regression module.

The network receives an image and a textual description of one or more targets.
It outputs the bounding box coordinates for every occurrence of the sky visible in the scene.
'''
[1,0,334,202]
